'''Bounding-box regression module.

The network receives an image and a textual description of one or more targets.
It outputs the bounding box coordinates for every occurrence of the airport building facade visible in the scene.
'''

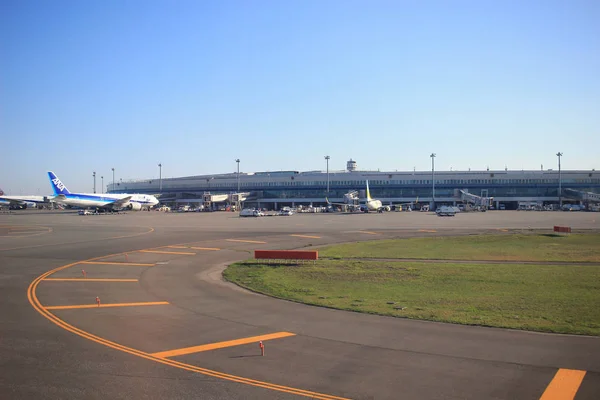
[109,160,600,210]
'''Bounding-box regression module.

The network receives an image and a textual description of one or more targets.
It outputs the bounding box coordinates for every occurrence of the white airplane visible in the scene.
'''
[48,171,159,211]
[0,188,52,209]
[326,180,392,212]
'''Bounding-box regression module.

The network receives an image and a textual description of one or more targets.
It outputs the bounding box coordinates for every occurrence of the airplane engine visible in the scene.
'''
[383,206,391,212]
[127,202,142,211]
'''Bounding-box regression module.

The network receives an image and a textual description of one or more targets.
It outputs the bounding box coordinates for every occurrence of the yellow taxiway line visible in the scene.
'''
[359,231,380,235]
[539,368,586,400]
[168,245,221,251]
[418,229,438,233]
[27,249,350,399]
[45,301,170,310]
[290,234,322,239]
[151,332,297,358]
[43,278,138,282]
[80,261,155,266]
[226,239,267,244]
[139,250,196,255]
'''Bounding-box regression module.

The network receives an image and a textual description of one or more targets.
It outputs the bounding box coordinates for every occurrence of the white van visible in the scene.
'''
[239,208,261,217]
[436,206,456,217]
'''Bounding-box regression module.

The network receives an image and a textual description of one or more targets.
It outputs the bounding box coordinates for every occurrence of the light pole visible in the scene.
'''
[430,153,436,207]
[324,155,330,194]
[111,168,115,193]
[93,171,96,193]
[158,163,162,193]
[235,159,240,193]
[101,176,104,194]
[556,152,563,207]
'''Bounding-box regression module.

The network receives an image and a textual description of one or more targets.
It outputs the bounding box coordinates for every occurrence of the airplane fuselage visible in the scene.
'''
[55,193,158,210]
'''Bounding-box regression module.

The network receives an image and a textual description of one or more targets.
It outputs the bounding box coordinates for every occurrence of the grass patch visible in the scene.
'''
[224,260,600,335]
[319,233,600,262]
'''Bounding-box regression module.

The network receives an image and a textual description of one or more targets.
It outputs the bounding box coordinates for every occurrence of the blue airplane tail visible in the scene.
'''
[47,171,71,195]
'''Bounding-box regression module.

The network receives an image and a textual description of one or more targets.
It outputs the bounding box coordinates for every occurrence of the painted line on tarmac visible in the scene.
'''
[418,229,437,233]
[0,226,154,252]
[43,278,138,282]
[539,368,586,400]
[226,239,267,244]
[80,261,155,266]
[290,234,322,239]
[167,245,221,251]
[359,231,380,235]
[139,249,196,255]
[45,301,170,310]
[28,251,348,400]
[152,332,297,358]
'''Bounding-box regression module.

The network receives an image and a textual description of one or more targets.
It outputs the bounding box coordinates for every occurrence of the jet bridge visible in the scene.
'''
[563,188,600,203]
[454,189,494,211]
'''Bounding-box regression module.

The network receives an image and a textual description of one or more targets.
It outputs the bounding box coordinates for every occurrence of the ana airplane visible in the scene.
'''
[0,188,52,209]
[326,180,393,212]
[48,171,159,211]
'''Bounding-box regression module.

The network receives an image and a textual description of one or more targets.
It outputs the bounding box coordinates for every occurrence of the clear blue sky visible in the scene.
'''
[1,0,599,194]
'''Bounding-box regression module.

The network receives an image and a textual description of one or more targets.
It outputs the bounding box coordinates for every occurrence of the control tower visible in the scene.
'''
[346,159,357,172]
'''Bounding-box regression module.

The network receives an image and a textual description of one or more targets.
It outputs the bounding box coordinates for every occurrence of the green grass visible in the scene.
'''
[224,260,600,335]
[223,233,600,335]
[319,233,600,262]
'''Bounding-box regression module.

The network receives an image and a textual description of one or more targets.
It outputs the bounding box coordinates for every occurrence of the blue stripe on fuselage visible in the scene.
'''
[61,194,154,205]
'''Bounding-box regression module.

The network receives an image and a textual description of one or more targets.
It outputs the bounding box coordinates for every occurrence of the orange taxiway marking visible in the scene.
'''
[43,278,138,282]
[418,229,437,233]
[539,368,586,400]
[151,332,297,358]
[290,234,322,239]
[139,250,196,255]
[168,245,220,251]
[45,301,170,310]
[80,261,155,266]
[28,250,348,400]
[359,231,380,235]
[226,239,267,244]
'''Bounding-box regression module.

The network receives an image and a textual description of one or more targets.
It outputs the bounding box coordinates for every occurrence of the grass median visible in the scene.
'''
[224,234,600,335]
[318,233,600,262]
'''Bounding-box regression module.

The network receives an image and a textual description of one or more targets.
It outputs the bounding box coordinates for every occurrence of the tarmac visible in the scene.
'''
[1,209,599,399]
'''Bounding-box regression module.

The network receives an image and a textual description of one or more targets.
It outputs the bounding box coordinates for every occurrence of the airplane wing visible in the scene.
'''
[0,195,52,204]
[107,196,132,208]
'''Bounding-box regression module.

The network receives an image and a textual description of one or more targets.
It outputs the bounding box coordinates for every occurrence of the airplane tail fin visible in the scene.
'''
[47,171,71,195]
[0,188,4,196]
[366,180,372,201]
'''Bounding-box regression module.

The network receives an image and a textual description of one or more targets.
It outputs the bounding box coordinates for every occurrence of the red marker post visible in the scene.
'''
[259,340,264,356]
[81,269,86,278]
[96,296,100,307]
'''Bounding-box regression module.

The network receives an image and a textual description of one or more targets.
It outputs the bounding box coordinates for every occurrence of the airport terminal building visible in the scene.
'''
[108,159,600,210]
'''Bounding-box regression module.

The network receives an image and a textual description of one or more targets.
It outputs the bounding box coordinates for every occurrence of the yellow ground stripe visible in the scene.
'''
[359,231,380,235]
[8,227,49,231]
[168,245,221,251]
[43,278,138,282]
[139,250,196,255]
[539,368,586,400]
[80,261,155,266]
[418,229,437,233]
[152,332,297,358]
[28,249,348,400]
[45,301,170,310]
[290,234,322,239]
[226,239,267,244]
